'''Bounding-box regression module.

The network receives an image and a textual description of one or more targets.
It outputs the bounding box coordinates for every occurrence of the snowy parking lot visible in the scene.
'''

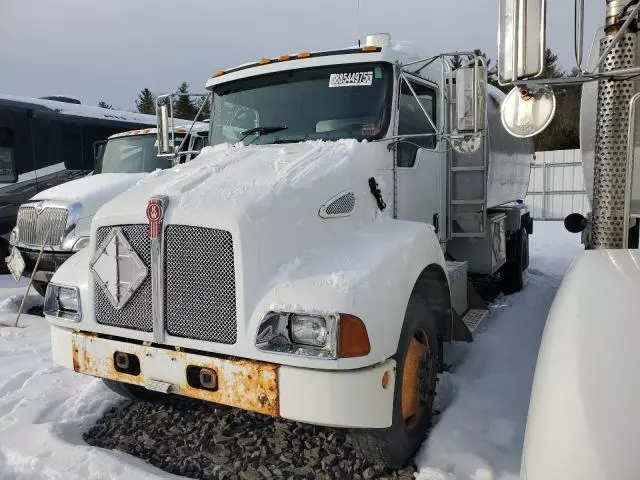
[0,221,582,480]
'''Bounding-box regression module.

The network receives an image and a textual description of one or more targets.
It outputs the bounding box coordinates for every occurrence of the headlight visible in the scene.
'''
[58,287,79,311]
[290,314,328,347]
[44,284,81,322]
[9,227,18,245]
[72,237,90,251]
[256,312,338,359]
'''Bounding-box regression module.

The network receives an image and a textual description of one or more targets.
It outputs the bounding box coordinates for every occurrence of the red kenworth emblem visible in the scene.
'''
[146,199,164,239]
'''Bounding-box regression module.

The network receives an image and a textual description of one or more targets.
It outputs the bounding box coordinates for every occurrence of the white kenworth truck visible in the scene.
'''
[7,124,208,296]
[44,34,533,467]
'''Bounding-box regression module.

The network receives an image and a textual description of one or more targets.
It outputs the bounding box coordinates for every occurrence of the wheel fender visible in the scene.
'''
[251,219,447,369]
[522,249,640,480]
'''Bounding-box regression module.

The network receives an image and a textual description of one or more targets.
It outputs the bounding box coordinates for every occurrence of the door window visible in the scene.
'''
[397,81,437,167]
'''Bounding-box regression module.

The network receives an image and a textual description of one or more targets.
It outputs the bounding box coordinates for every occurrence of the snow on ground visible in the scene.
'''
[0,221,582,479]
[415,221,584,480]
[0,279,183,480]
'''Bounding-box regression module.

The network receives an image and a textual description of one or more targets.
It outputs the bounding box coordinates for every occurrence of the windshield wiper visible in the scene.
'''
[239,125,288,144]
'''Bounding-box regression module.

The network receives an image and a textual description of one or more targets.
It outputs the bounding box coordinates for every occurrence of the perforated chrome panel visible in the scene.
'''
[164,225,237,344]
[94,225,153,332]
[320,192,356,218]
[326,192,355,215]
[591,33,637,248]
[16,206,68,247]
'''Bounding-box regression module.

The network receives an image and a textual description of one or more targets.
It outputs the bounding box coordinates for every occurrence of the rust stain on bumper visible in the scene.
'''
[72,332,279,416]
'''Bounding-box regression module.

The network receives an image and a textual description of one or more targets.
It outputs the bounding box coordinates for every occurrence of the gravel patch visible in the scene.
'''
[84,396,418,480]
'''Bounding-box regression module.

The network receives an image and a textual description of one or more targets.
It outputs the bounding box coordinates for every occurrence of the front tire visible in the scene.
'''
[102,379,165,402]
[0,239,10,275]
[32,280,48,297]
[350,295,439,468]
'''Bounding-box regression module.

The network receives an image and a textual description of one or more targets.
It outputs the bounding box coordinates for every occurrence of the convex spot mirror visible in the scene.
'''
[501,85,556,138]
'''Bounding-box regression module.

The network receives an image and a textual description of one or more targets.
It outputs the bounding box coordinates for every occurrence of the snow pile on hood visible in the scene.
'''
[32,173,148,204]
[139,139,362,210]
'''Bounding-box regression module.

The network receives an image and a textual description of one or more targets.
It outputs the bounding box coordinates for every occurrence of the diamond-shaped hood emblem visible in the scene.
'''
[90,227,148,310]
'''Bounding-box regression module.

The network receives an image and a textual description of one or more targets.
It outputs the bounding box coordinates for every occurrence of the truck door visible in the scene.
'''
[395,79,447,241]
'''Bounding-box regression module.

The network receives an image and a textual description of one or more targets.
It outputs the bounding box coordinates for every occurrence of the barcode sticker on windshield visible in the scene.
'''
[329,72,374,87]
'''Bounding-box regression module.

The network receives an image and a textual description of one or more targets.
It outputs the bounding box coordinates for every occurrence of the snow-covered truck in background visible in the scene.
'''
[43,34,533,467]
[493,1,640,479]
[7,124,208,296]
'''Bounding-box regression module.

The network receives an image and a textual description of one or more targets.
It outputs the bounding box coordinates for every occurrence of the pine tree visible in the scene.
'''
[98,101,113,109]
[136,88,155,115]
[451,55,463,69]
[532,48,579,150]
[539,48,563,78]
[194,95,211,121]
[472,49,492,71]
[174,82,198,120]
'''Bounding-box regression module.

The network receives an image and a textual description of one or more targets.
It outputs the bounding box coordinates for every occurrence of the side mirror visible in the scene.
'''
[156,95,174,156]
[498,0,546,83]
[455,60,486,133]
[93,140,107,162]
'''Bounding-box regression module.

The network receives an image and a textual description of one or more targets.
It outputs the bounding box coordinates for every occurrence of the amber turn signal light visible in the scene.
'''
[338,314,371,358]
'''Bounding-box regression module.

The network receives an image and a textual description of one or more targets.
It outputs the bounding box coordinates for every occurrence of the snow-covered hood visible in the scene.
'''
[33,173,149,222]
[94,139,391,309]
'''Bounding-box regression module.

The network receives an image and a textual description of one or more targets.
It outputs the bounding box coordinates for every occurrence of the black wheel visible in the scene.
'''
[500,227,527,294]
[350,295,439,468]
[102,378,165,402]
[0,239,10,275]
[32,280,48,297]
[520,227,530,272]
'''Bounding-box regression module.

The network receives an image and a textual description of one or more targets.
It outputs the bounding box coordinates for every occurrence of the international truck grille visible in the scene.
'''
[93,224,237,344]
[94,225,153,332]
[164,225,237,344]
[16,206,68,247]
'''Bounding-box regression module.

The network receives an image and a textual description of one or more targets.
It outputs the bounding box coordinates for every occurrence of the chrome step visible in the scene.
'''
[462,308,489,334]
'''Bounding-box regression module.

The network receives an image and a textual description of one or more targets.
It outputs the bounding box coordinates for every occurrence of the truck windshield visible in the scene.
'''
[209,62,392,146]
[96,135,184,174]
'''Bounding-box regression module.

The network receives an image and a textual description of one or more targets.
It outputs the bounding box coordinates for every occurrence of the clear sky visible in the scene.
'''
[0,0,603,111]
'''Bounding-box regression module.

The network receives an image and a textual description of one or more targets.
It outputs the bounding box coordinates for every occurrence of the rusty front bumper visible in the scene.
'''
[71,332,279,416]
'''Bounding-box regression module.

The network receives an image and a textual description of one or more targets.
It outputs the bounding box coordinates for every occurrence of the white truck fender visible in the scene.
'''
[251,218,450,369]
[46,247,92,327]
[521,249,640,480]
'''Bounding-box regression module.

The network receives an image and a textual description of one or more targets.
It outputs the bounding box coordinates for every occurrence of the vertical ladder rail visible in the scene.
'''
[447,58,489,239]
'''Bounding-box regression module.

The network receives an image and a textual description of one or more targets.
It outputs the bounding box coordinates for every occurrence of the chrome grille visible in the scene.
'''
[94,225,153,332]
[164,225,237,344]
[16,206,68,247]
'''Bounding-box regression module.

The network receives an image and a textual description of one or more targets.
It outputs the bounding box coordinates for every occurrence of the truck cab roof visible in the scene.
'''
[206,41,440,90]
